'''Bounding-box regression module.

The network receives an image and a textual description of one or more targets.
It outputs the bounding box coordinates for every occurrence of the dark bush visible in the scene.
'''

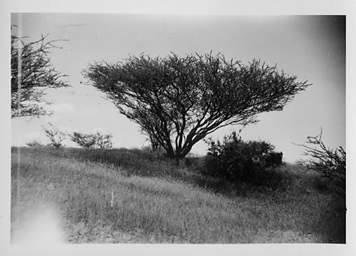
[204,132,284,187]
[265,152,283,167]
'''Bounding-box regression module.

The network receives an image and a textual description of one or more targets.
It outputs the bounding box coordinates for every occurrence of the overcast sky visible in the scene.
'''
[11,14,345,163]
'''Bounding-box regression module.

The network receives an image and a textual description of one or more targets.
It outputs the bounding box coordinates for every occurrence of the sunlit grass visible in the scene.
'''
[11,147,341,243]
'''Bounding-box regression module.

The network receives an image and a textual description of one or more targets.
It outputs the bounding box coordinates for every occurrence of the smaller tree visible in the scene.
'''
[94,132,113,149]
[299,130,345,196]
[43,123,66,148]
[11,26,68,117]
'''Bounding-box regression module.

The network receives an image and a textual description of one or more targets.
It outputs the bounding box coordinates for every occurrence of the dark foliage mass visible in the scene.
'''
[84,52,309,160]
[204,132,284,187]
[265,152,283,168]
[11,26,68,117]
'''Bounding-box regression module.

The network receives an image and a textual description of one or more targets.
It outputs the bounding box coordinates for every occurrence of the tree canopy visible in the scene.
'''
[84,52,310,160]
[11,26,68,117]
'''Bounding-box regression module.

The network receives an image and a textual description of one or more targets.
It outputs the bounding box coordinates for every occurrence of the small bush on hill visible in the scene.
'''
[71,132,96,148]
[204,132,284,188]
[43,123,66,148]
[95,133,113,149]
[70,132,113,149]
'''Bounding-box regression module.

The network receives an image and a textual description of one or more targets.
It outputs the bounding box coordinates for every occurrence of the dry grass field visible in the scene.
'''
[11,147,345,243]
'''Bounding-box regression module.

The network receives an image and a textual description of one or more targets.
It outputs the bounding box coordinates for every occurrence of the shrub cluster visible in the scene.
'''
[70,132,113,149]
[43,123,66,148]
[38,123,114,150]
[204,132,283,187]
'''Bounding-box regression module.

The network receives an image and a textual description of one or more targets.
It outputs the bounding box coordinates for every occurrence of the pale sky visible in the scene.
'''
[11,14,345,163]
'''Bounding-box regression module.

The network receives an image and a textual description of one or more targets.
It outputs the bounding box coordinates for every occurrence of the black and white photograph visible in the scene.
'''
[1,1,355,254]
[9,13,346,244]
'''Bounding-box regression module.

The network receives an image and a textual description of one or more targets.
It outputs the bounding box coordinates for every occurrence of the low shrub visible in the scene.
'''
[70,132,113,149]
[204,132,284,188]
[94,133,113,149]
[43,123,66,148]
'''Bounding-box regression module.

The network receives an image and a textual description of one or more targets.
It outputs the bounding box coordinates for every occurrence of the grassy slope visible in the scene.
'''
[11,147,339,243]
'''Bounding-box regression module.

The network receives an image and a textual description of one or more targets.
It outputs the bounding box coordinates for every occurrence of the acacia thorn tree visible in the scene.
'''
[300,129,346,196]
[84,52,310,162]
[11,26,68,117]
